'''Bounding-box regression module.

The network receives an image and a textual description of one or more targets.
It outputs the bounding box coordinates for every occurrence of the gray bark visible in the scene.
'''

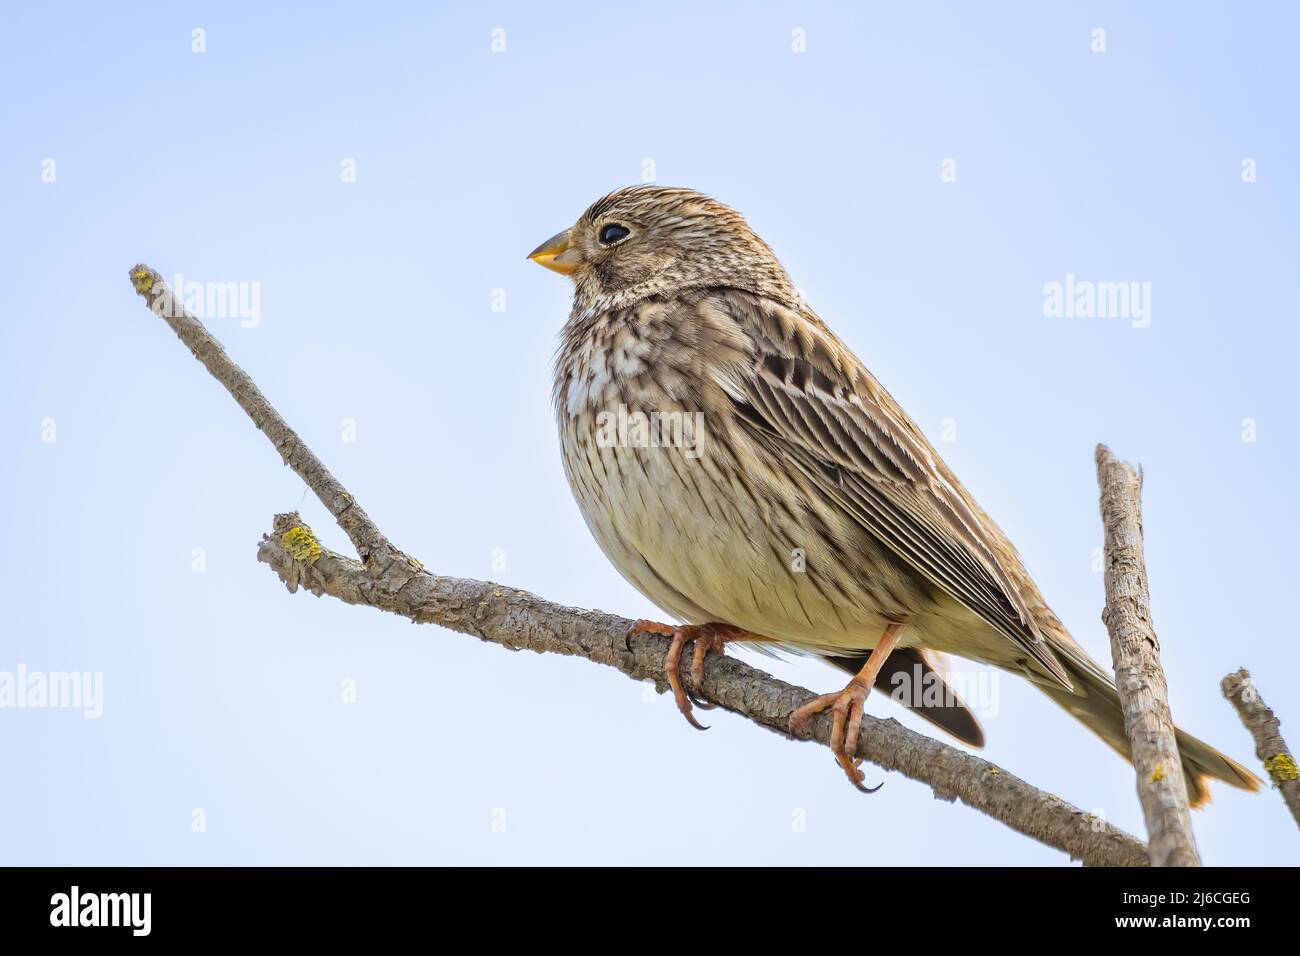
[1095,444,1200,866]
[1221,669,1300,827]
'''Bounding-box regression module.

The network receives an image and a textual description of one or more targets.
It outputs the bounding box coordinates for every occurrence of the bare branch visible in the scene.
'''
[1095,444,1200,866]
[1221,669,1300,827]
[129,264,1150,867]
[127,266,393,564]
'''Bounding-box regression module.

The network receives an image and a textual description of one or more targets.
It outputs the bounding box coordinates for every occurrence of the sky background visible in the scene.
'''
[2,2,1297,865]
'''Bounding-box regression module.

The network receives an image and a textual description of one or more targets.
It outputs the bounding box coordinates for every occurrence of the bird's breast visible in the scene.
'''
[554,333,926,651]
[559,326,653,417]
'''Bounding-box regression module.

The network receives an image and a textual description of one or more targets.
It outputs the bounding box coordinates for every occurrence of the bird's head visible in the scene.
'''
[528,185,797,315]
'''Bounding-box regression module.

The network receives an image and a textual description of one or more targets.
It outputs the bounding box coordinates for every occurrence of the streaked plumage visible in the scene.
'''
[531,185,1260,804]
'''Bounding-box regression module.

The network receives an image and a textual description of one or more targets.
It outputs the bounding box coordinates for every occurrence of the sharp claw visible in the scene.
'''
[660,622,744,733]
[682,710,710,731]
[841,759,882,793]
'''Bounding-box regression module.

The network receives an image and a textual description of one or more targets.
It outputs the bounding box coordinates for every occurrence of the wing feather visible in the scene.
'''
[721,293,1070,687]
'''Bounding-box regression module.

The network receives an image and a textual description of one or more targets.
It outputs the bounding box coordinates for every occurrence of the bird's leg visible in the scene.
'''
[788,623,908,791]
[627,620,754,730]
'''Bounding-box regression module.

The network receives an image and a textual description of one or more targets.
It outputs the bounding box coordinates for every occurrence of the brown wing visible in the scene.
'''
[716,291,1071,688]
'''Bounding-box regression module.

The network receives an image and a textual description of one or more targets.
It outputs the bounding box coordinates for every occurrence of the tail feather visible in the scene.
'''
[827,647,985,748]
[1037,655,1262,808]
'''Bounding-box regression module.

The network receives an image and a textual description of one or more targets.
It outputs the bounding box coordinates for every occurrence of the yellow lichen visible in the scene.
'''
[1150,763,1164,783]
[281,524,322,565]
[1264,753,1298,784]
[988,767,1000,775]
[131,266,154,295]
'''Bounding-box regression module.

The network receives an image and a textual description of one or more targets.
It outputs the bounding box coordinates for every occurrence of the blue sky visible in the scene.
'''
[2,2,1297,864]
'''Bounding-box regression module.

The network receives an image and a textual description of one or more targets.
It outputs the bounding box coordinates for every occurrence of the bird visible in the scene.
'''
[528,184,1261,805]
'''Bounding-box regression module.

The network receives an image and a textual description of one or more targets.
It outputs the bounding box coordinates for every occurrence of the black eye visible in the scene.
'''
[599,223,630,246]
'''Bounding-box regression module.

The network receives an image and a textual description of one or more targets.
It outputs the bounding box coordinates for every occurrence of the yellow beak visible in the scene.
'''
[527,229,581,275]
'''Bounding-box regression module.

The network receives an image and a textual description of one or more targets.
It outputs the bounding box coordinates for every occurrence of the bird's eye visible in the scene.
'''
[599,223,631,246]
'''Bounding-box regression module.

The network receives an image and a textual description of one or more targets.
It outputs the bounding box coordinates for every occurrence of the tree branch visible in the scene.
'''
[129,264,1149,867]
[1095,445,1200,866]
[1221,669,1300,827]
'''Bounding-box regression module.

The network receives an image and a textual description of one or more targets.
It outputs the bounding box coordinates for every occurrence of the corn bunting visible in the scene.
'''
[530,185,1259,803]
